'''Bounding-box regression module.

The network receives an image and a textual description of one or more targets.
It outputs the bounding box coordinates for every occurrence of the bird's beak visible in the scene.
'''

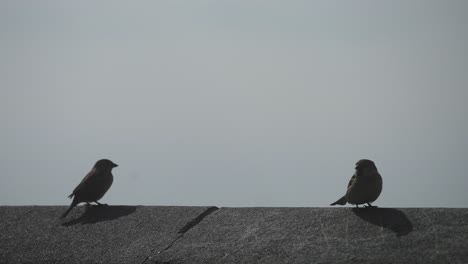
[113,163,119,168]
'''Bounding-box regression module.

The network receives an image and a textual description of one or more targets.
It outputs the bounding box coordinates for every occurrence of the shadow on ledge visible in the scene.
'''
[62,205,136,226]
[352,207,413,237]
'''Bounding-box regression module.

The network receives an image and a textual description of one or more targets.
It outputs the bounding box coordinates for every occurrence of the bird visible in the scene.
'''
[60,159,118,219]
[331,159,382,208]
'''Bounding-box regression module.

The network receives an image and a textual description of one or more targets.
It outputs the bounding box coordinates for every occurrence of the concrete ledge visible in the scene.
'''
[0,206,467,263]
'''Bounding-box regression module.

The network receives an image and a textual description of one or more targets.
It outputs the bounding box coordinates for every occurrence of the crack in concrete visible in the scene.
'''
[177,206,218,234]
[140,206,219,264]
[318,215,330,252]
[379,213,386,244]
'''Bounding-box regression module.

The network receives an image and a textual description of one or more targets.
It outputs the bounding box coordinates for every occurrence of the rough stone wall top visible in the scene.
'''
[0,206,467,263]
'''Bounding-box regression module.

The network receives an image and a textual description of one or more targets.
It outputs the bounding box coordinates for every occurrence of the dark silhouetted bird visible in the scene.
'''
[60,159,118,219]
[331,159,382,208]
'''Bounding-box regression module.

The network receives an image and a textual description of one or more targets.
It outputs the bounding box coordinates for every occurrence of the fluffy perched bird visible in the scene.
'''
[331,159,382,208]
[60,159,118,219]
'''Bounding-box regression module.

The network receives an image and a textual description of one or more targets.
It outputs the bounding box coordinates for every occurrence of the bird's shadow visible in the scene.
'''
[62,205,136,226]
[352,207,413,237]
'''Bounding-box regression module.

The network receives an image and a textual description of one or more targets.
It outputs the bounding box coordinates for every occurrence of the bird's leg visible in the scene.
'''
[95,201,108,206]
[365,203,376,209]
[355,204,359,209]
[85,202,91,207]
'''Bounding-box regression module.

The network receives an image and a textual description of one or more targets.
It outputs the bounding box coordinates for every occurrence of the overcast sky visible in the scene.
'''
[1,1,467,208]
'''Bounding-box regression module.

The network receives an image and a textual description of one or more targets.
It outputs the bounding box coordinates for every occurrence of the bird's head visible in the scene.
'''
[355,159,377,173]
[94,159,118,170]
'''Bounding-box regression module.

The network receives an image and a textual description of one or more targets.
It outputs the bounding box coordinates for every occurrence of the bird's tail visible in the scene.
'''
[330,196,347,206]
[60,200,77,219]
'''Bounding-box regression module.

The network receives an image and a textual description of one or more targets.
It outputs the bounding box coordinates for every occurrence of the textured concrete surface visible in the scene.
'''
[0,206,214,264]
[1,206,467,264]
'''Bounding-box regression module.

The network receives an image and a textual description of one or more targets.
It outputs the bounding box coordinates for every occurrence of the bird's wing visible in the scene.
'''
[69,168,99,197]
[347,174,357,190]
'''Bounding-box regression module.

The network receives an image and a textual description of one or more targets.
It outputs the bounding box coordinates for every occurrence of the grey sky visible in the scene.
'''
[1,1,467,207]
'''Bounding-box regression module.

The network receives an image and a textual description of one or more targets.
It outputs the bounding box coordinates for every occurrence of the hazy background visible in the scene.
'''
[1,1,467,207]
